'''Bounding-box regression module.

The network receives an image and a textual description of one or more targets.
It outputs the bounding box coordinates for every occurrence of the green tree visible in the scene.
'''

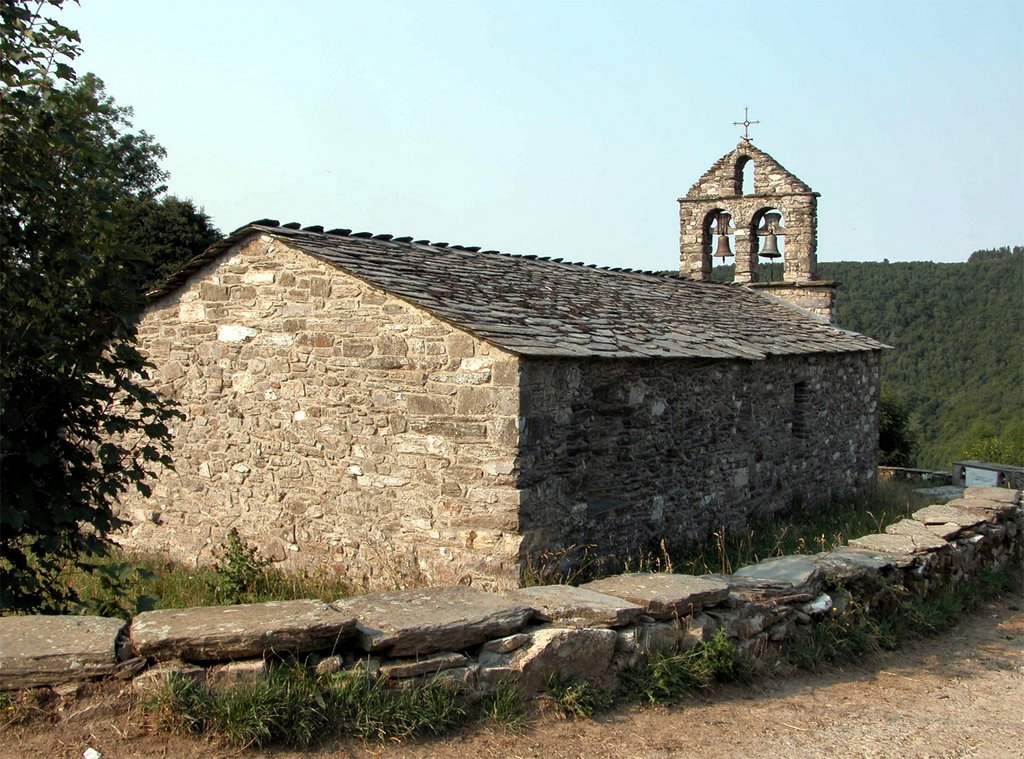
[1,1,182,612]
[878,387,917,467]
[112,194,221,290]
[959,418,1024,467]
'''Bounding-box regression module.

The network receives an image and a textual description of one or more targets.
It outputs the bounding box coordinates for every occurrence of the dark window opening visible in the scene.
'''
[793,382,810,440]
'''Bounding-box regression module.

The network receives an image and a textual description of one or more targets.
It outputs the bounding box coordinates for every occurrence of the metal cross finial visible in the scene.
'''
[733,107,760,140]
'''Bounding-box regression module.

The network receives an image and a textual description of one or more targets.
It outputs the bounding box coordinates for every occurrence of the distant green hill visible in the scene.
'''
[822,247,1023,469]
[708,247,1023,469]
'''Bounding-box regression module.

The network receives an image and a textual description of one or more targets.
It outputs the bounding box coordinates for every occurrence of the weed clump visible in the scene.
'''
[481,682,526,733]
[544,677,615,718]
[213,528,272,604]
[780,569,1019,672]
[623,630,745,704]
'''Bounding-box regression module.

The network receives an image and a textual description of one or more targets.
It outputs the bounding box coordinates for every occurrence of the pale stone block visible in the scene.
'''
[459,357,493,372]
[243,270,276,284]
[483,459,516,476]
[133,659,206,695]
[179,302,206,322]
[207,659,267,691]
[444,332,476,359]
[478,628,617,696]
[217,325,258,343]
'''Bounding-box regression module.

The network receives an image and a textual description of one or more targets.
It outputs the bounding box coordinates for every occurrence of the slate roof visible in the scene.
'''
[154,221,885,360]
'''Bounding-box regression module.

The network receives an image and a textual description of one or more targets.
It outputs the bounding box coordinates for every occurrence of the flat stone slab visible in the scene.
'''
[732,555,823,591]
[580,573,729,619]
[884,519,949,552]
[813,546,913,582]
[378,652,468,680]
[847,533,923,554]
[131,599,357,662]
[964,486,1020,504]
[945,498,1016,519]
[926,522,963,539]
[332,586,533,657]
[703,574,816,604]
[912,504,988,529]
[0,615,126,690]
[507,585,645,628]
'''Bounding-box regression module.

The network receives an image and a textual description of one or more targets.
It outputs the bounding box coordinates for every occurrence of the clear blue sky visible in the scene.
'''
[62,0,1023,271]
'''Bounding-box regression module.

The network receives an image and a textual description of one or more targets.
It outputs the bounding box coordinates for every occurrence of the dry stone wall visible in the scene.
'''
[3,488,1019,700]
[516,351,881,568]
[118,235,523,589]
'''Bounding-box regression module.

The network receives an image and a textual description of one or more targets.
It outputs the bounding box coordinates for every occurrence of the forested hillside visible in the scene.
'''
[707,247,1022,468]
[821,247,1023,469]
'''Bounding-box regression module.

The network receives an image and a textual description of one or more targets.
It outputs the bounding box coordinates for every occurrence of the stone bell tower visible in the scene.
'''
[678,126,837,323]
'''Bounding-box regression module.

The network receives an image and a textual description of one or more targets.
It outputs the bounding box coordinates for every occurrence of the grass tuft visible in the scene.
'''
[544,677,615,719]
[623,630,742,704]
[65,537,353,613]
[481,682,527,733]
[781,567,1021,673]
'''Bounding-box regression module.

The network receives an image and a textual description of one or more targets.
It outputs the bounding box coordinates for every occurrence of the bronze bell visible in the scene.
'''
[712,212,734,260]
[759,232,781,260]
[713,233,733,260]
[758,211,784,260]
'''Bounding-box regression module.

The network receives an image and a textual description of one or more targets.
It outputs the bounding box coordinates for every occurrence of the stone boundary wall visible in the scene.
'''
[2,487,1019,700]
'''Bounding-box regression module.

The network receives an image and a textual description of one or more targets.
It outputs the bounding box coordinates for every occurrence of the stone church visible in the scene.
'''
[117,139,884,589]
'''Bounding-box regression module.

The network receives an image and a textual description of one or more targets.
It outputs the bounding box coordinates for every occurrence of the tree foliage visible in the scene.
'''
[878,387,916,467]
[824,247,1023,469]
[112,195,221,290]
[0,1,207,612]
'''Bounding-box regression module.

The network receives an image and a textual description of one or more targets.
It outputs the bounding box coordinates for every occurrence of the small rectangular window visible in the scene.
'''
[793,382,809,440]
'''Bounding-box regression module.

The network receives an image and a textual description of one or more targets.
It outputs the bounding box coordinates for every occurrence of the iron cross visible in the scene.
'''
[734,107,760,140]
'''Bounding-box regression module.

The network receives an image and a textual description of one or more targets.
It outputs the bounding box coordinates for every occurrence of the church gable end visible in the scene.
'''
[120,234,524,589]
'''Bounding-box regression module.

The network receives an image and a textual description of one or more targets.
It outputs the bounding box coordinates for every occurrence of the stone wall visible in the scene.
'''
[118,234,523,589]
[5,488,1019,700]
[516,351,881,568]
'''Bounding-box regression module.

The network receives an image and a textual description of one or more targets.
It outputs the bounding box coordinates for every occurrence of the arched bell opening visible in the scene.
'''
[753,207,786,283]
[704,208,735,281]
[734,155,755,196]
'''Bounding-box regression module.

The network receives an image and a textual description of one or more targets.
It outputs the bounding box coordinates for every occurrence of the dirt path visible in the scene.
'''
[5,596,1023,759]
